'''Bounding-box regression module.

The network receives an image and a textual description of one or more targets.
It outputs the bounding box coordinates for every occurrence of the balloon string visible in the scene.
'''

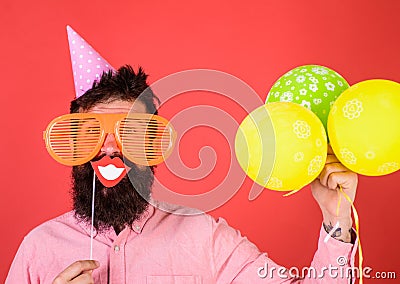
[338,185,363,284]
[336,189,342,217]
[283,188,301,197]
[283,185,363,283]
[90,171,96,260]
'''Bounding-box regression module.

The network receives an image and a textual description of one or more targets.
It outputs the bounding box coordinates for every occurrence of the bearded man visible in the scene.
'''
[6,27,358,284]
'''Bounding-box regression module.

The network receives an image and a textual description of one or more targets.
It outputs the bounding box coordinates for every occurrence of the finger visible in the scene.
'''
[327,144,334,155]
[55,260,99,282]
[326,154,340,164]
[327,172,357,195]
[310,178,328,194]
[70,272,95,284]
[319,162,348,188]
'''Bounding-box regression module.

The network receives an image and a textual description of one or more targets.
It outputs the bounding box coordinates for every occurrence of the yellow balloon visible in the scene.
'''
[235,102,327,191]
[328,79,400,176]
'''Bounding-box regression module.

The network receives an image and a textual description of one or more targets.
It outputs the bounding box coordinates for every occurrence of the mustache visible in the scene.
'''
[91,153,136,168]
[91,153,123,162]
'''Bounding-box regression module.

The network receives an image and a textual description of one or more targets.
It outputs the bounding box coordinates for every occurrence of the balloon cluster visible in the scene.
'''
[235,65,400,191]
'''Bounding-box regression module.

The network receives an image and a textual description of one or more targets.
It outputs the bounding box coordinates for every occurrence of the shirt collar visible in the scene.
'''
[131,203,154,233]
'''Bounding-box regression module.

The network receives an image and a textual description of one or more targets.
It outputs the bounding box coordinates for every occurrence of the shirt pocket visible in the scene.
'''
[146,275,202,284]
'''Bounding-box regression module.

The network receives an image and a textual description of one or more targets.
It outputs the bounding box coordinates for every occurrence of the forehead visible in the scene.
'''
[87,100,147,114]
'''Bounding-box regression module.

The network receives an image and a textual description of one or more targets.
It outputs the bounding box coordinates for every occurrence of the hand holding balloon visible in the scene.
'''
[311,145,358,243]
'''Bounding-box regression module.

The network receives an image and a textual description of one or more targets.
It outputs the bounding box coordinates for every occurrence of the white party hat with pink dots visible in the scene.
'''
[67,25,115,98]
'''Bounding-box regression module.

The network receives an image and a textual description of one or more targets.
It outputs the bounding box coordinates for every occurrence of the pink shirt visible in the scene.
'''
[6,203,356,283]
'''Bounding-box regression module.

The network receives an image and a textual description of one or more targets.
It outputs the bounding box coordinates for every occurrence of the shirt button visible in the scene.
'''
[135,225,141,231]
[114,245,120,252]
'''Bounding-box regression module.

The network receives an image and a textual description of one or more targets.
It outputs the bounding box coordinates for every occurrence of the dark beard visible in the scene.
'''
[71,159,154,233]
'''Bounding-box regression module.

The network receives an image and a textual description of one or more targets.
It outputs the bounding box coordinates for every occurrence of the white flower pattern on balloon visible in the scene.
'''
[301,100,311,110]
[267,177,283,189]
[299,88,307,96]
[312,67,328,75]
[294,152,305,162]
[325,82,335,91]
[340,148,357,165]
[280,91,293,102]
[296,75,306,83]
[309,84,318,92]
[313,98,322,105]
[293,120,311,139]
[285,80,292,86]
[378,162,399,174]
[365,151,376,160]
[343,99,363,120]
[337,80,343,87]
[284,70,293,77]
[309,77,319,84]
[308,156,323,176]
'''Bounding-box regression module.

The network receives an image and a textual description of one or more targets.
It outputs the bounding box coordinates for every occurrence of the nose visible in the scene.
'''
[101,133,121,156]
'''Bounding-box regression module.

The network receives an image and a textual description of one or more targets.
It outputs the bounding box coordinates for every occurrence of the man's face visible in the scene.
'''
[72,99,154,232]
[89,100,148,186]
[89,99,148,162]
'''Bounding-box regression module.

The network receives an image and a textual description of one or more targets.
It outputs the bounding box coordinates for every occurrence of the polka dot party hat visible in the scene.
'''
[66,25,115,98]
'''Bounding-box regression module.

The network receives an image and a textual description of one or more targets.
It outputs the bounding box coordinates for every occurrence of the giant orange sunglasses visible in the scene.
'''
[43,113,176,166]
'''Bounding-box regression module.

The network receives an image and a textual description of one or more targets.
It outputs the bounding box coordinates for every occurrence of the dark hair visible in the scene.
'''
[70,65,160,114]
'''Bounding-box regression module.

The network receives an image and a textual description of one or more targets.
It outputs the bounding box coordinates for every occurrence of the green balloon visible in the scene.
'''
[266,65,349,131]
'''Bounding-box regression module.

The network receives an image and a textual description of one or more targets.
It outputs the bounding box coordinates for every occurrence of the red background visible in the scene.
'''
[1,0,399,282]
